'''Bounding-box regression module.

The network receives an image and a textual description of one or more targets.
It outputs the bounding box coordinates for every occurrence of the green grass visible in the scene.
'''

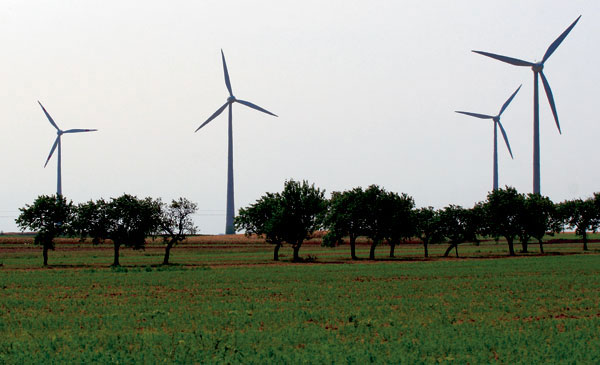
[1,243,599,363]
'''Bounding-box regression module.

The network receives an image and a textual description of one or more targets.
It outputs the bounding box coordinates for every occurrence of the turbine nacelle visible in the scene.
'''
[532,63,544,73]
[227,95,236,103]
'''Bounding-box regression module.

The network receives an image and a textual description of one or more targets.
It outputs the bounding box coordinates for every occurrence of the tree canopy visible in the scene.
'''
[15,195,74,266]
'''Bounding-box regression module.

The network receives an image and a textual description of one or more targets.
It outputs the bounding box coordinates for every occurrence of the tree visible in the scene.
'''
[75,194,162,266]
[559,198,599,251]
[519,194,558,254]
[159,198,198,265]
[15,195,74,266]
[383,192,415,258]
[414,207,444,258]
[361,185,391,260]
[236,179,327,262]
[439,205,479,257]
[73,198,110,245]
[235,192,286,261]
[484,187,525,256]
[322,187,367,260]
[278,179,327,262]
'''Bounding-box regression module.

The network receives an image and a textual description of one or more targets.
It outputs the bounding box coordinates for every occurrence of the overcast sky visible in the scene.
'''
[1,1,598,234]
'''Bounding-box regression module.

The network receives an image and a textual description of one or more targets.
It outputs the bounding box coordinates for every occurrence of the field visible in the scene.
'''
[1,235,599,363]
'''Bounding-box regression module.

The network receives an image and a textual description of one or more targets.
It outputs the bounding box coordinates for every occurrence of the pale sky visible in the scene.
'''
[1,1,598,234]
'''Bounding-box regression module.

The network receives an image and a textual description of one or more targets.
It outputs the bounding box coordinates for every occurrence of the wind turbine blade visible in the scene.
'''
[236,99,278,117]
[221,49,233,97]
[498,85,522,116]
[539,71,561,134]
[542,15,581,63]
[497,121,514,159]
[63,128,98,134]
[44,137,59,168]
[38,101,60,131]
[195,102,229,132]
[472,50,534,67]
[455,111,494,119]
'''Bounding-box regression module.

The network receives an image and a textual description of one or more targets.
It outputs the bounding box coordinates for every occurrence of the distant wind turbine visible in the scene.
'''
[38,101,98,196]
[195,50,277,235]
[473,15,581,194]
[456,85,521,191]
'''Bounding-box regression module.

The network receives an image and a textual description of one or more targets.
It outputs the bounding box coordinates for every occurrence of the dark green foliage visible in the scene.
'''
[439,205,479,257]
[382,192,415,258]
[73,198,110,245]
[235,192,286,260]
[361,185,390,260]
[236,179,327,261]
[558,197,600,251]
[159,198,198,265]
[75,194,162,266]
[277,179,328,261]
[15,195,74,265]
[519,194,559,254]
[322,188,368,259]
[484,187,525,256]
[414,207,444,257]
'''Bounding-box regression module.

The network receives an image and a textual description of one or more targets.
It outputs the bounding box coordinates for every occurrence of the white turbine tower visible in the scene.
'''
[473,16,581,194]
[195,50,277,234]
[39,101,98,196]
[456,85,521,191]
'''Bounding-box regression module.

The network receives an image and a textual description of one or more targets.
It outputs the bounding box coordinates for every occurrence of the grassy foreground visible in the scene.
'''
[1,247,599,363]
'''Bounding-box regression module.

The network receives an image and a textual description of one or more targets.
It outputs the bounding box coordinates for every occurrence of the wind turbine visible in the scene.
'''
[472,15,581,194]
[195,50,277,234]
[456,85,521,191]
[39,101,98,196]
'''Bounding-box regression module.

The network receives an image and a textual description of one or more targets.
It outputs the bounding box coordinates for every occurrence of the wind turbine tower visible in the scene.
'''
[195,50,277,234]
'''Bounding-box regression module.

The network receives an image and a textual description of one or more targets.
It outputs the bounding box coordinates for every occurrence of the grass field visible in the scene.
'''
[0,235,599,363]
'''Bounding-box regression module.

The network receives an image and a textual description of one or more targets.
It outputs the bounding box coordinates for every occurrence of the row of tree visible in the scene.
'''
[14,180,600,265]
[236,181,600,261]
[16,195,198,266]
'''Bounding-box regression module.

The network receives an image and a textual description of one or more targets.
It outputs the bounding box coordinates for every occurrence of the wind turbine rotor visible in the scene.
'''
[454,111,494,119]
[498,85,522,116]
[471,50,534,67]
[542,15,582,63]
[496,120,514,159]
[195,101,230,132]
[44,137,60,168]
[221,49,233,97]
[63,128,98,134]
[38,101,60,131]
[236,99,278,117]
[539,71,561,134]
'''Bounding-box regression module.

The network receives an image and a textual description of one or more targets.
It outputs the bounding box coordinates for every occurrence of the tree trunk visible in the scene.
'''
[43,245,49,266]
[369,240,378,260]
[273,244,281,261]
[113,242,121,266]
[349,236,357,260]
[389,242,396,258]
[163,242,173,265]
[538,239,544,254]
[583,231,588,251]
[444,243,457,257]
[424,241,429,258]
[292,245,301,262]
[521,240,529,253]
[507,238,515,256]
[455,244,459,258]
